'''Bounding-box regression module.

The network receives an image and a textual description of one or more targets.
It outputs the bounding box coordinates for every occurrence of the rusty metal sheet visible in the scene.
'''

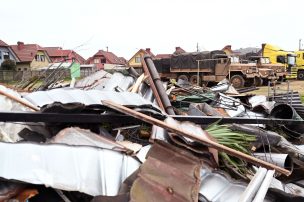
[50,127,132,153]
[130,141,202,202]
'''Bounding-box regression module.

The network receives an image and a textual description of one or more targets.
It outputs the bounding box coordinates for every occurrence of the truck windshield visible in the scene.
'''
[287,56,296,65]
[260,57,270,64]
[230,57,239,63]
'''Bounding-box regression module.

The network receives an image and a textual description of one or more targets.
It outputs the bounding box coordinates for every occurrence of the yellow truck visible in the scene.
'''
[295,50,304,79]
[261,43,297,79]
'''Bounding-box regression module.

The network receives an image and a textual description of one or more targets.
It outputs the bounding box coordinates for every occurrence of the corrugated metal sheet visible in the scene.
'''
[131,141,201,202]
[102,72,135,91]
[75,71,135,92]
[24,89,160,112]
[75,70,111,90]
[75,71,157,105]
[0,142,140,196]
[199,169,247,202]
[50,127,130,153]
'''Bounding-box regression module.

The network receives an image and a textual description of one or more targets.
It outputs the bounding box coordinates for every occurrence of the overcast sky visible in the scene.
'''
[2,0,304,60]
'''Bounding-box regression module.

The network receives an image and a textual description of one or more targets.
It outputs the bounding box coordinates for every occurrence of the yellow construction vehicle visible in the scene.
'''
[262,43,297,79]
[295,50,304,79]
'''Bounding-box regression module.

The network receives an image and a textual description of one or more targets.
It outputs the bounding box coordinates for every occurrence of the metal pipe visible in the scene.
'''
[144,56,175,115]
[141,56,165,111]
[239,167,267,202]
[270,104,304,137]
[252,170,275,202]
[197,60,200,86]
[253,153,293,172]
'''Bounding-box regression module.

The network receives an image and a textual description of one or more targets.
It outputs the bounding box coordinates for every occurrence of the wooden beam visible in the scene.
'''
[0,89,39,111]
[102,100,291,176]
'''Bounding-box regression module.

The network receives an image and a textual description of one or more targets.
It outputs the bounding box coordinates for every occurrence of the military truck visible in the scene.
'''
[153,50,260,88]
[240,53,285,85]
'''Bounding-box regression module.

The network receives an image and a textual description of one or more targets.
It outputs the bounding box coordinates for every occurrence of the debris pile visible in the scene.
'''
[0,55,303,202]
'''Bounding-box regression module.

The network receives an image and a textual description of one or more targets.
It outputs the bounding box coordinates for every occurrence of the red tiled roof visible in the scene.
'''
[44,47,85,64]
[93,50,126,64]
[11,43,45,62]
[0,40,8,47]
[44,47,71,57]
[155,54,172,59]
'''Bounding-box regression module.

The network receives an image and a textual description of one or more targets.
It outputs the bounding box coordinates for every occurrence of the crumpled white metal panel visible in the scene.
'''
[0,142,140,196]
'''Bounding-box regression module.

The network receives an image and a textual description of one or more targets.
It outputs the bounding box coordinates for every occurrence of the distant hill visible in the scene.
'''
[233,47,260,55]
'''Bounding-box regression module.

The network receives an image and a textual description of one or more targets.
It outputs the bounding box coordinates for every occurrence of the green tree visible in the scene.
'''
[1,59,16,71]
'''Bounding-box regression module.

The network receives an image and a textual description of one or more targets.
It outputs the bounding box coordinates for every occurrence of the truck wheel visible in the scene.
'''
[230,75,245,88]
[297,70,304,80]
[189,75,200,85]
[255,77,263,86]
[177,74,189,82]
[245,78,255,87]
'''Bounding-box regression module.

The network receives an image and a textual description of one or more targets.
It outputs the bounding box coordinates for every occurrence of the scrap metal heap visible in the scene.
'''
[0,55,304,201]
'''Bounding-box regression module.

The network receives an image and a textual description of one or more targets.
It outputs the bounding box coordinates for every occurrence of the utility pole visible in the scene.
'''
[196,42,199,52]
[299,39,302,50]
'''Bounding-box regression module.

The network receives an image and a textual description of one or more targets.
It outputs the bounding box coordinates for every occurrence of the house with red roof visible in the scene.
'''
[86,49,126,69]
[11,41,51,71]
[0,39,19,67]
[128,48,155,69]
[44,47,85,64]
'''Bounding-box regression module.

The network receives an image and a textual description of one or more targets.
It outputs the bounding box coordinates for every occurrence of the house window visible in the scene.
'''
[3,52,9,60]
[101,58,107,63]
[94,58,100,64]
[0,51,2,60]
[35,55,45,62]
[302,53,304,60]
[135,56,141,63]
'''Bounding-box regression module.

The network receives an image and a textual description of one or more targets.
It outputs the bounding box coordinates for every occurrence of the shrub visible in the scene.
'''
[1,59,16,70]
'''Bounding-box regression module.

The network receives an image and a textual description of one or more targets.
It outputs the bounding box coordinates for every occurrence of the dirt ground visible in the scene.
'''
[251,80,304,102]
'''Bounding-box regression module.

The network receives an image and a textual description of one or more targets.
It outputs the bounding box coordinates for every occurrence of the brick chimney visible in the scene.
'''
[17,41,25,50]
[145,48,151,53]
[175,47,181,51]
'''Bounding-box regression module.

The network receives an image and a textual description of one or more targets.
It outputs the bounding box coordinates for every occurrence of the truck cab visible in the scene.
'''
[295,50,304,80]
[247,55,285,83]
[261,43,296,79]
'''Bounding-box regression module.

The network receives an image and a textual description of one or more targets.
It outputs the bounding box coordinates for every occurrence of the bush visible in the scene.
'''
[1,59,16,70]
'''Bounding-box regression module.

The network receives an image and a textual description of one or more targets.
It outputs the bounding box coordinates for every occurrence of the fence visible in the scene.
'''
[0,68,97,82]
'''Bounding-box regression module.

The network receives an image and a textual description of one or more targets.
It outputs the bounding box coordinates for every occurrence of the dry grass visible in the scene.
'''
[251,80,304,102]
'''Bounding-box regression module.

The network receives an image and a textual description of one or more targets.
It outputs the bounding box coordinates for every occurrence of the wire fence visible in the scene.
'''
[0,69,96,82]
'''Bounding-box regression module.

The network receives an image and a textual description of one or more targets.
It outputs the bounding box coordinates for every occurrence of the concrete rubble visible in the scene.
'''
[0,56,303,202]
